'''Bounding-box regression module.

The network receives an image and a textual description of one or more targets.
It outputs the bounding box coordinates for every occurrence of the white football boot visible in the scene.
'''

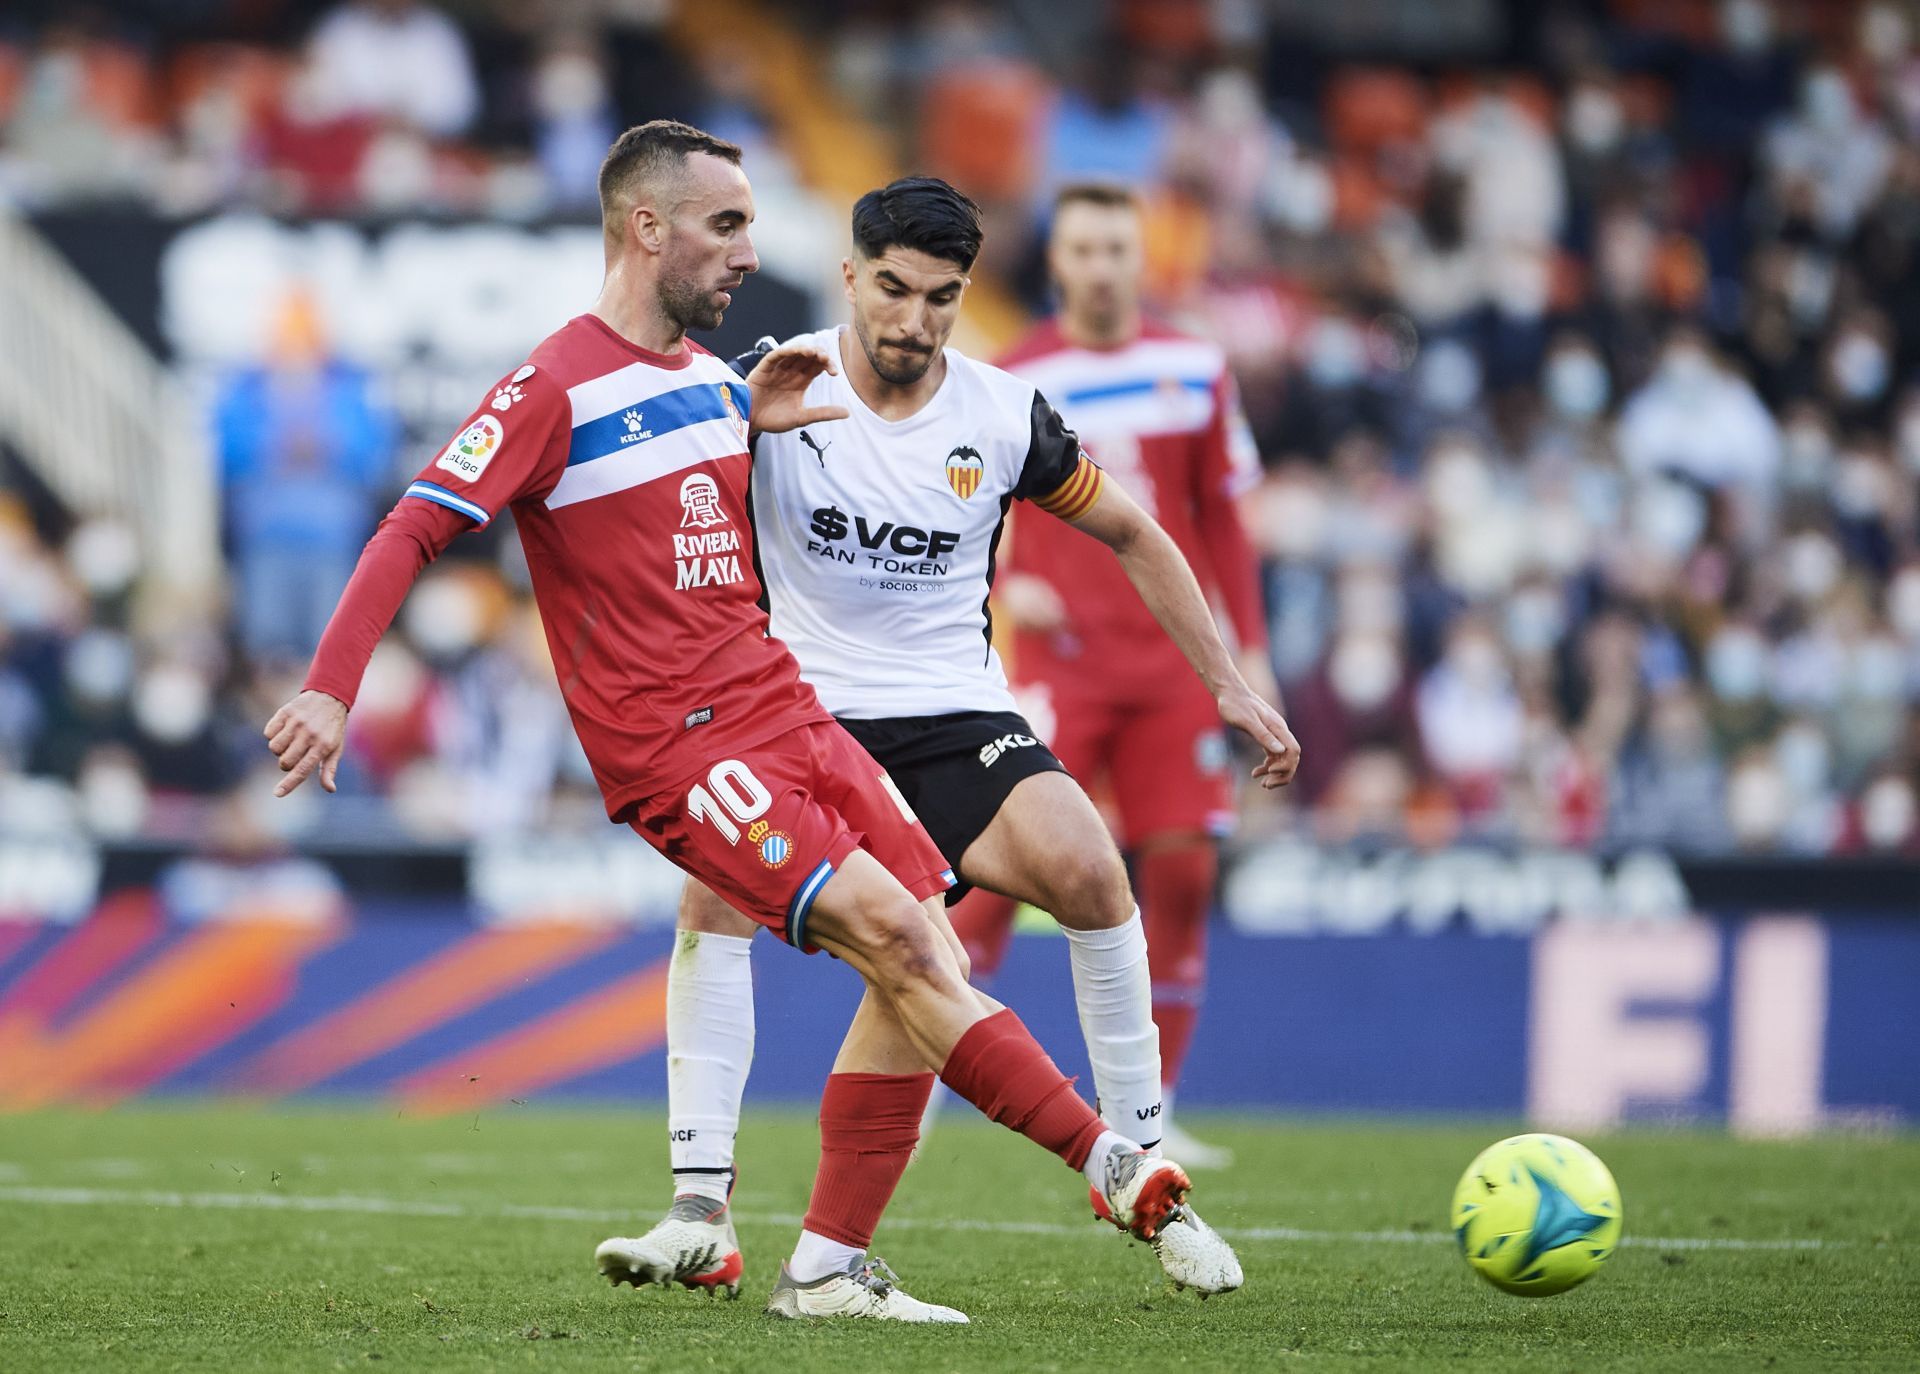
[764,1255,968,1323]
[1148,1205,1243,1294]
[1089,1143,1243,1295]
[596,1191,744,1299]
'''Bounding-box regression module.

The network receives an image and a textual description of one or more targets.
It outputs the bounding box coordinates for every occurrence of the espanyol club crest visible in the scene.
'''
[680,472,728,529]
[719,383,749,445]
[748,820,792,869]
[944,444,984,499]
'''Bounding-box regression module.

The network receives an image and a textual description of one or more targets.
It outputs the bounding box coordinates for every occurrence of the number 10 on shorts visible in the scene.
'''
[686,759,772,844]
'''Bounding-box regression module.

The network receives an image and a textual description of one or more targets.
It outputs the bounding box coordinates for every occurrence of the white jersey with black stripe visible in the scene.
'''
[747,326,1086,719]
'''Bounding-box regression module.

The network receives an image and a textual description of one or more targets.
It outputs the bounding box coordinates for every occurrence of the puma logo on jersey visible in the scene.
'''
[978,733,1039,767]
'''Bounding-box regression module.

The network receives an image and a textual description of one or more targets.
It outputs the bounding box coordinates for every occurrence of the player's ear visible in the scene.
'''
[632,203,665,255]
[841,257,857,306]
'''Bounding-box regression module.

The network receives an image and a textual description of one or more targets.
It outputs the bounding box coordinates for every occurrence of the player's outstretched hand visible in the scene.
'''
[264,689,348,798]
[1217,686,1301,790]
[746,342,851,436]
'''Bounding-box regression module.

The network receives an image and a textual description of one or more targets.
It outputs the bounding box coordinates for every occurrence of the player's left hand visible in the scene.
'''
[1216,686,1301,789]
[746,343,851,436]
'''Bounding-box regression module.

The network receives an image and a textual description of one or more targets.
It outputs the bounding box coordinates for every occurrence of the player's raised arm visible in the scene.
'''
[1021,400,1299,789]
[265,364,568,796]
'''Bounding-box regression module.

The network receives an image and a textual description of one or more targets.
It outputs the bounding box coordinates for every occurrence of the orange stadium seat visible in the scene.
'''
[165,44,295,132]
[82,41,164,131]
[0,43,23,125]
[919,61,1046,203]
[1324,68,1429,155]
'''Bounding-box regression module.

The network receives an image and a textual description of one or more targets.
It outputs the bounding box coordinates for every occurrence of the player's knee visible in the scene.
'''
[1044,846,1133,931]
[857,897,956,990]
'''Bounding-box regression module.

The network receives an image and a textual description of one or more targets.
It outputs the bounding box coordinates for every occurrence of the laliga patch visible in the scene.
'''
[436,414,504,482]
[748,820,793,869]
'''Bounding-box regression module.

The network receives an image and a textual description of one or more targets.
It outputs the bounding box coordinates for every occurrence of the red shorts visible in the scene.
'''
[1014,676,1235,849]
[628,720,955,952]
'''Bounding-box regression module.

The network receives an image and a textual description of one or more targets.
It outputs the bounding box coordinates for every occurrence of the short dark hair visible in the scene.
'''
[598,120,742,234]
[1053,180,1141,216]
[850,176,983,271]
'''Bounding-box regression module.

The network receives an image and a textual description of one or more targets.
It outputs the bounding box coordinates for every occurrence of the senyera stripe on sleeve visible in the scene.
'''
[404,480,491,526]
[1030,455,1103,522]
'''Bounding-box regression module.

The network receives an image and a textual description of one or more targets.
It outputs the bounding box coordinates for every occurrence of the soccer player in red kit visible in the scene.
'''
[264,123,1274,1322]
[951,183,1275,1169]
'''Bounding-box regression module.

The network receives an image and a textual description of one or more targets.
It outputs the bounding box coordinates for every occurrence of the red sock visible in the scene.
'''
[1138,840,1215,1092]
[800,1072,936,1249]
[939,1009,1108,1169]
[946,889,1019,976]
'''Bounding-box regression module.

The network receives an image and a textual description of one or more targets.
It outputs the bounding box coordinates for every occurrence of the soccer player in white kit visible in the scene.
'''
[594,178,1299,1303]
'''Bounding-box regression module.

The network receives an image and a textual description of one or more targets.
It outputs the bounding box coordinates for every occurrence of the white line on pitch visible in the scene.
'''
[0,1185,1842,1252]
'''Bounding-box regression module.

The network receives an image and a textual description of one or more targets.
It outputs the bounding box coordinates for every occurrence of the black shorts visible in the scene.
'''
[836,709,1068,904]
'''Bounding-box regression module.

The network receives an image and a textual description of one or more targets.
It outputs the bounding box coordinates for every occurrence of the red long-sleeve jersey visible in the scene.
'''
[996,318,1267,699]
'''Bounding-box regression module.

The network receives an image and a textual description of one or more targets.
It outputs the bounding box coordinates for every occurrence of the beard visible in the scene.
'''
[659,270,730,333]
[854,314,936,384]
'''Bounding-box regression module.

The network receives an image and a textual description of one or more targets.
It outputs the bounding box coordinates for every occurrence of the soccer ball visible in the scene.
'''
[1450,1133,1623,1296]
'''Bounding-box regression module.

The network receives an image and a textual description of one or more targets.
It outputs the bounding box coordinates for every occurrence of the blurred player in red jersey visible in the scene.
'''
[951,184,1276,1169]
[263,124,1272,1322]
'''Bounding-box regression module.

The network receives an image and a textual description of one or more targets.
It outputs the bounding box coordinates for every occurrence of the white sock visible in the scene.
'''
[1062,911,1164,1153]
[1081,1128,1133,1194]
[667,930,754,1205]
[788,1229,864,1283]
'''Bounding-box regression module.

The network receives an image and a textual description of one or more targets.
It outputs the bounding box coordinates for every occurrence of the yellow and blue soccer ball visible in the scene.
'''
[1450,1133,1623,1296]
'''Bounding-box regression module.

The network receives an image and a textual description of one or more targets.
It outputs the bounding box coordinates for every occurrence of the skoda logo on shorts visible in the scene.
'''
[749,819,793,869]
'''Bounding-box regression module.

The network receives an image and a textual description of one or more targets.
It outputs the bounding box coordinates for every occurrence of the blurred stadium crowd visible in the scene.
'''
[2,0,1919,856]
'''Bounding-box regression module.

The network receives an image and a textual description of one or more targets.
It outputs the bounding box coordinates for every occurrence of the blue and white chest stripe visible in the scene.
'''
[547,360,751,512]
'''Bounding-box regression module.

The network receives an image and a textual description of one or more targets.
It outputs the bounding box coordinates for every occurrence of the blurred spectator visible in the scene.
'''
[213,289,394,664]
[301,0,478,139]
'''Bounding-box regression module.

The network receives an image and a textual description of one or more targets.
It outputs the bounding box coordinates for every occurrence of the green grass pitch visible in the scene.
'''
[0,1105,1913,1372]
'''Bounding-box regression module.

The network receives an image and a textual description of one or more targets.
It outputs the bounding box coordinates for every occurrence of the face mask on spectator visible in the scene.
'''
[1448,632,1507,690]
[1728,757,1789,845]
[1706,626,1770,702]
[1897,407,1920,474]
[1545,347,1609,419]
[1305,319,1366,390]
[1829,331,1890,403]
[1861,3,1911,66]
[1659,344,1715,394]
[1329,633,1401,712]
[1634,477,1707,559]
[1505,587,1566,656]
[1781,420,1835,489]
[1774,721,1831,791]
[1860,774,1917,850]
[404,576,486,658]
[1849,636,1906,701]
[1832,449,1887,520]
[1566,85,1625,155]
[1804,69,1855,134]
[1418,339,1482,414]
[1889,566,1920,639]
[132,664,212,745]
[77,748,150,838]
[1721,0,1774,54]
[533,50,608,120]
[64,630,134,708]
[66,520,141,599]
[1783,532,1842,602]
